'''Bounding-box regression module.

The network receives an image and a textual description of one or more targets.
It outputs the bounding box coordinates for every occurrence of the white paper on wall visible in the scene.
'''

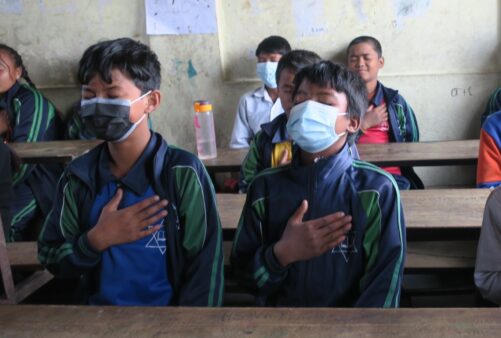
[145,0,217,35]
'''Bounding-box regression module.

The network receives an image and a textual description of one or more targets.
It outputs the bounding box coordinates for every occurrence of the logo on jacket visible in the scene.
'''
[331,231,357,263]
[145,220,167,255]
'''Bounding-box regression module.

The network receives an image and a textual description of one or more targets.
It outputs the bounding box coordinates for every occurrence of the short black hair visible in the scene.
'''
[78,38,161,93]
[276,49,322,85]
[292,61,368,143]
[347,36,383,58]
[255,36,291,57]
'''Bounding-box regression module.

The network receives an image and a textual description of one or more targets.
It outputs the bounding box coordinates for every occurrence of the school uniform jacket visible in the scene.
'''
[477,111,501,188]
[474,187,501,305]
[481,87,501,127]
[38,133,224,306]
[239,113,360,193]
[2,81,62,216]
[231,143,406,307]
[364,82,423,189]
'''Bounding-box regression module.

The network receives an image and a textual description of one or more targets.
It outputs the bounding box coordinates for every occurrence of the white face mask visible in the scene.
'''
[256,61,278,88]
[286,100,347,153]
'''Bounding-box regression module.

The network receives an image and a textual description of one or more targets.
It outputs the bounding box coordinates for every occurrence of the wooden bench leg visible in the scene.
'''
[0,215,53,304]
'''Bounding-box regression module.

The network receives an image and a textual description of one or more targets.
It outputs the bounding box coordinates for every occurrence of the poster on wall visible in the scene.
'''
[145,0,217,35]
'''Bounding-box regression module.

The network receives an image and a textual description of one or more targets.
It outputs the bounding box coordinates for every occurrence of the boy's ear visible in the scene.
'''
[145,90,162,114]
[346,115,360,134]
[378,56,385,70]
[14,66,22,80]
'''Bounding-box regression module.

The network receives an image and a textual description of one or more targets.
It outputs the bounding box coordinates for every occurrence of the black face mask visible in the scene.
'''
[79,92,149,142]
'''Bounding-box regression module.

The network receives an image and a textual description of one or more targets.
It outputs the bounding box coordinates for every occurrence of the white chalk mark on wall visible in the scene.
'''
[145,0,217,35]
[292,0,327,38]
[393,0,432,28]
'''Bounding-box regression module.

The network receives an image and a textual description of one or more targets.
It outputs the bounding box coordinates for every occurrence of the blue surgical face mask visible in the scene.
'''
[286,100,347,153]
[256,61,278,89]
[80,91,151,143]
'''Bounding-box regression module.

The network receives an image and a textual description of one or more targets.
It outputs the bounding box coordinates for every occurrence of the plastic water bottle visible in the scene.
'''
[193,100,217,160]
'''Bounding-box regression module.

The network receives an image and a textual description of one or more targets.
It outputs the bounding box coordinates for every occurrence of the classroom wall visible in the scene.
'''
[1,0,500,186]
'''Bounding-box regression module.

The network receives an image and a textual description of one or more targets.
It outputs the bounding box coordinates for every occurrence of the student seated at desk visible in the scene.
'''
[239,49,321,192]
[38,38,224,306]
[481,87,501,127]
[346,36,423,190]
[231,61,406,307]
[474,187,501,305]
[0,135,18,237]
[0,44,63,241]
[229,36,291,149]
[477,111,501,188]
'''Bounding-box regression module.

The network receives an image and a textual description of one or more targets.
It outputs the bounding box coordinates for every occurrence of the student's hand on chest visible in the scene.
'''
[272,200,353,267]
[87,188,169,252]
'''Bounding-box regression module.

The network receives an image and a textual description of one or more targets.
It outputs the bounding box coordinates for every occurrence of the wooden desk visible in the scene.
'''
[203,140,479,172]
[217,189,490,231]
[11,139,102,164]
[0,305,499,337]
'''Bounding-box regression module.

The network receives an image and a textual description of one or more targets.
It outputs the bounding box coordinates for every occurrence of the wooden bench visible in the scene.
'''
[10,139,102,164]
[203,140,479,172]
[0,216,52,304]
[217,189,489,233]
[0,305,499,336]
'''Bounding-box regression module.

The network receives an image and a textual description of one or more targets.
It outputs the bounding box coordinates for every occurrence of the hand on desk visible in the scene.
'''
[273,200,352,267]
[87,188,168,252]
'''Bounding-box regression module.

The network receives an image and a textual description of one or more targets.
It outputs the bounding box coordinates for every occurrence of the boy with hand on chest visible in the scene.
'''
[38,38,224,306]
[231,61,406,307]
[229,36,291,149]
[346,36,422,189]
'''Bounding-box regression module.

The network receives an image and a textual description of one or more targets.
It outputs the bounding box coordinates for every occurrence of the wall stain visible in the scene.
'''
[187,59,198,78]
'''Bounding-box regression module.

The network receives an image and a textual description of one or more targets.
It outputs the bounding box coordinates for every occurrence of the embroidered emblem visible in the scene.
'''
[331,231,357,262]
[145,220,166,255]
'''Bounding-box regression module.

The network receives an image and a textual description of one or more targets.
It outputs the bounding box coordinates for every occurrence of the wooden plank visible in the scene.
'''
[0,305,499,337]
[223,241,476,270]
[216,189,490,230]
[10,140,102,164]
[6,242,42,269]
[202,140,479,172]
[357,139,479,167]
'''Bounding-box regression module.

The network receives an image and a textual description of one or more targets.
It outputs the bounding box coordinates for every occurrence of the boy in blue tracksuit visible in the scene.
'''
[38,38,223,306]
[0,44,63,241]
[239,49,322,192]
[231,61,406,307]
[347,36,423,189]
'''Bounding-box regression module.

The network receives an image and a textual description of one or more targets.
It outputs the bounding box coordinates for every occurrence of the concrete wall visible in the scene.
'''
[1,0,500,186]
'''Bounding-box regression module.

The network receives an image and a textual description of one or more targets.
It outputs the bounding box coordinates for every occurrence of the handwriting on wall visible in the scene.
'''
[450,87,473,97]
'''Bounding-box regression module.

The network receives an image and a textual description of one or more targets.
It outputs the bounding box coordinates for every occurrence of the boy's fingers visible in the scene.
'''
[138,224,163,239]
[105,188,123,212]
[279,149,289,165]
[290,200,308,225]
[311,212,350,229]
[139,199,168,221]
[140,210,168,229]
[129,195,164,213]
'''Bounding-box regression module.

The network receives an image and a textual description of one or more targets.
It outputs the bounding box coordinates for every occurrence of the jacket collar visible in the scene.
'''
[260,113,289,143]
[376,81,398,105]
[291,142,354,181]
[68,132,164,195]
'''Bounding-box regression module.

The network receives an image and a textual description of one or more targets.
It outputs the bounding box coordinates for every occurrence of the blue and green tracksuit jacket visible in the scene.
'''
[38,133,224,306]
[2,81,62,238]
[239,113,360,193]
[231,143,406,307]
[364,82,423,189]
[481,87,501,127]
